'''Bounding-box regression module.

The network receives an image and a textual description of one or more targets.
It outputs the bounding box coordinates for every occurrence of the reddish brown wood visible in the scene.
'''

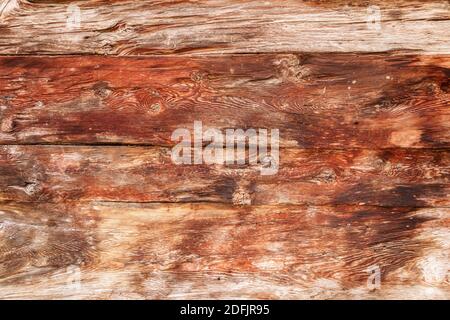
[0,54,448,148]
[0,201,448,299]
[0,0,449,301]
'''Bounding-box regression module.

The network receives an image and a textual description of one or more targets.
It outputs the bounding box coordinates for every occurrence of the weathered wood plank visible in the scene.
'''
[0,202,448,299]
[0,54,449,148]
[0,0,449,55]
[0,145,448,206]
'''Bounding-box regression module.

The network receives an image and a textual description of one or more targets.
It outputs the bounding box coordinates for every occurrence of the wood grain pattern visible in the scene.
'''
[0,0,449,301]
[0,54,448,148]
[0,145,449,206]
[0,202,449,299]
[0,0,449,55]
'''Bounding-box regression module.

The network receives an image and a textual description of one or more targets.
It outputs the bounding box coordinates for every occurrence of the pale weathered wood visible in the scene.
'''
[0,202,448,299]
[0,0,449,55]
[0,54,448,148]
[0,145,448,206]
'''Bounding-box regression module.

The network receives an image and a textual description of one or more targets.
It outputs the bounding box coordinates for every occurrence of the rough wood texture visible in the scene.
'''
[0,0,449,55]
[0,0,449,300]
[0,146,449,206]
[0,202,449,299]
[0,54,448,148]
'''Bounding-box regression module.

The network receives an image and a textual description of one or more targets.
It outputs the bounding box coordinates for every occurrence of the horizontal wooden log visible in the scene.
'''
[0,202,448,299]
[0,0,449,301]
[0,145,448,206]
[0,0,449,55]
[0,54,449,148]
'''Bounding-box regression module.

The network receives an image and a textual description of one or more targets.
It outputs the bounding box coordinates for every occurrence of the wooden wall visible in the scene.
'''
[0,0,449,299]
